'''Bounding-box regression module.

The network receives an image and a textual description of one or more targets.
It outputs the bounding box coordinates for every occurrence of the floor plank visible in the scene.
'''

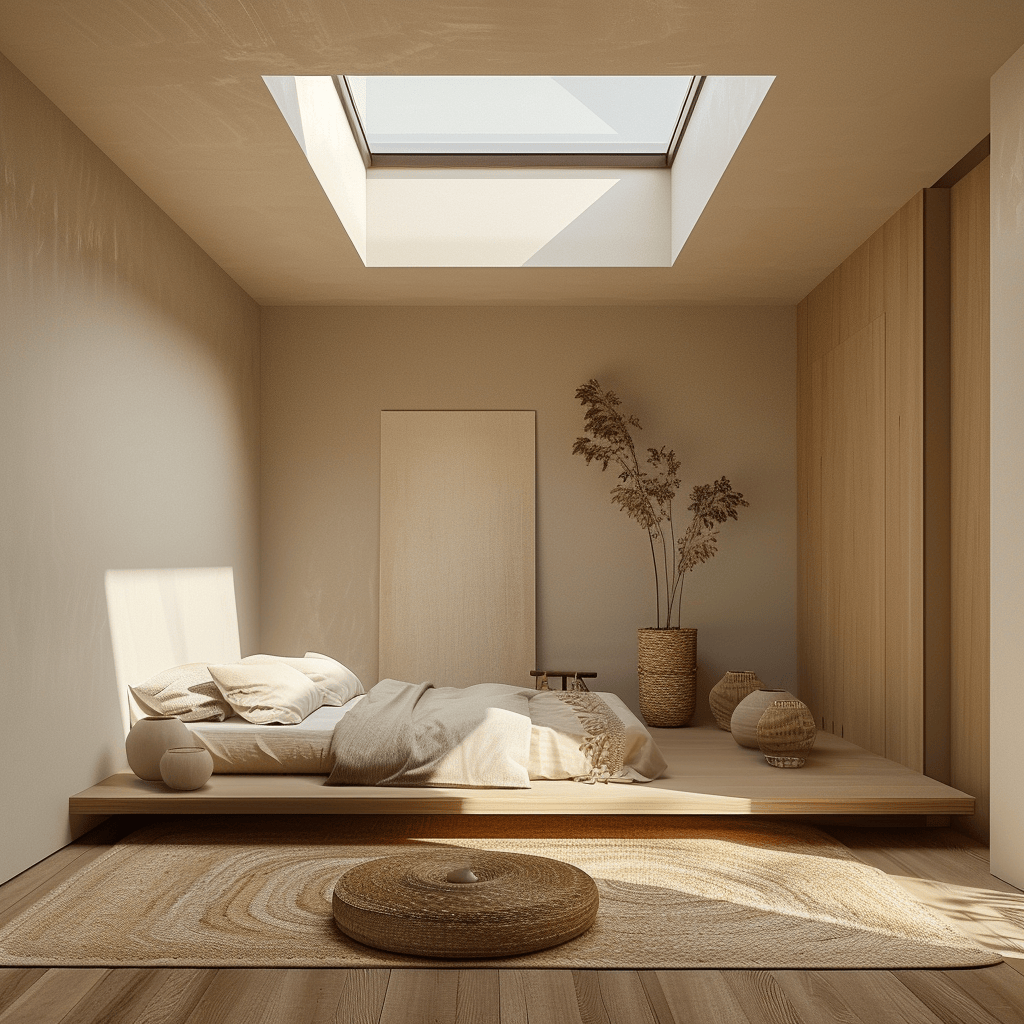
[516,970,584,1024]
[0,968,110,1024]
[454,969,499,1024]
[270,968,389,1024]
[896,970,1008,1024]
[61,968,215,1024]
[724,971,809,1024]
[637,972,680,1024]
[0,968,48,1016]
[573,970,612,1024]
[497,971,529,1024]
[179,968,365,1024]
[379,970,460,1024]
[595,971,662,1024]
[937,965,1024,1024]
[801,970,946,1024]
[654,970,754,1023]
[769,970,873,1023]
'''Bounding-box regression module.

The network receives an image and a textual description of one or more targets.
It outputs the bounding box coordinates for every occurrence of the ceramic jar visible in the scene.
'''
[729,688,800,748]
[756,699,817,768]
[709,670,763,731]
[125,715,192,781]
[159,746,214,790]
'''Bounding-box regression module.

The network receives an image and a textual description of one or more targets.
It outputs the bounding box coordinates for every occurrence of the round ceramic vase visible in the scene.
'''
[729,688,800,748]
[756,699,817,768]
[125,715,192,781]
[709,670,763,731]
[159,746,214,790]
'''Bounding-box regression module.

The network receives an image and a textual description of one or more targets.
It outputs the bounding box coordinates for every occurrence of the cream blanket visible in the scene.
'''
[326,680,535,788]
[325,680,641,788]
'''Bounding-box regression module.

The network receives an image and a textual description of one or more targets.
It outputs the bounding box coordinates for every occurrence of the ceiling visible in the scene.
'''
[1,0,1022,306]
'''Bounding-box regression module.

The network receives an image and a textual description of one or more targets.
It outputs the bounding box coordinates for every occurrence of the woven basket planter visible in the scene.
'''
[637,628,697,727]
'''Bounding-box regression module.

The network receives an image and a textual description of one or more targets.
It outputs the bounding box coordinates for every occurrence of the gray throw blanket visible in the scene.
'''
[325,680,535,788]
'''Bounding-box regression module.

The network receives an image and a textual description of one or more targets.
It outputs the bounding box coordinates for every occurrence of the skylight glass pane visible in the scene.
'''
[346,76,693,155]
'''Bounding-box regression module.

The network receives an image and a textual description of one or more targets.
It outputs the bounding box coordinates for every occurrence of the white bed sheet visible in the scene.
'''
[186,690,665,779]
[189,697,364,773]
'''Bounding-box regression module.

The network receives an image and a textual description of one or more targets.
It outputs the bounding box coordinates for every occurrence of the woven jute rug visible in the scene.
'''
[0,816,999,969]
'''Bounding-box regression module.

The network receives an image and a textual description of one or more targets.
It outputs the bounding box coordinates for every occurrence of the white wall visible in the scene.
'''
[989,43,1024,887]
[0,51,260,884]
[260,305,797,724]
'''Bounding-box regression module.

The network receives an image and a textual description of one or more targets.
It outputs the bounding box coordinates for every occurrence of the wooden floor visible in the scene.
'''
[68,728,974,818]
[2,817,1024,1023]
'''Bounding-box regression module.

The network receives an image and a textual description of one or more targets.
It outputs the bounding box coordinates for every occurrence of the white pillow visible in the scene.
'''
[239,653,363,706]
[207,662,322,725]
[130,663,233,722]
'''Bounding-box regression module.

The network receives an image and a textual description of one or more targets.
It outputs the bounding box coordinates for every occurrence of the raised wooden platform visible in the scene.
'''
[68,726,974,818]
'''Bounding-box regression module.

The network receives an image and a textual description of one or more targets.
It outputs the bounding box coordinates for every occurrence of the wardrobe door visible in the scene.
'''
[379,410,536,688]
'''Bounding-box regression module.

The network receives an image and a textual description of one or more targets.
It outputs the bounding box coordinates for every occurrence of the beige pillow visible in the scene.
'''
[207,662,322,724]
[240,653,363,706]
[130,663,232,722]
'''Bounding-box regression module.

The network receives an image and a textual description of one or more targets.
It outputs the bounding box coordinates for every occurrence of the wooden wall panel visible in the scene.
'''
[379,410,536,689]
[815,319,887,750]
[950,158,990,841]
[797,193,925,771]
[883,194,926,772]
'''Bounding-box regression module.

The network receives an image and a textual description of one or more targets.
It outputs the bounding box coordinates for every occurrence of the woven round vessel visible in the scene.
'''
[709,670,763,731]
[730,688,799,748]
[332,850,599,959]
[757,699,817,768]
[637,628,697,727]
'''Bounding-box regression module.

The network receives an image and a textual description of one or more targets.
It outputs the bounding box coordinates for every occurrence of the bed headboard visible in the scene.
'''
[104,567,241,735]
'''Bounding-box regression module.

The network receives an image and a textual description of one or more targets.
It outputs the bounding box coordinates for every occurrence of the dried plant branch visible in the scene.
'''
[573,380,749,629]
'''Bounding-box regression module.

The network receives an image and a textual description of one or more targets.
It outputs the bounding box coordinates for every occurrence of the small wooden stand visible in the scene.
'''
[530,671,597,691]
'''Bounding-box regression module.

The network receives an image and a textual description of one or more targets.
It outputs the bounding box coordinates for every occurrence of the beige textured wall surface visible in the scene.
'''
[0,51,260,884]
[260,305,796,722]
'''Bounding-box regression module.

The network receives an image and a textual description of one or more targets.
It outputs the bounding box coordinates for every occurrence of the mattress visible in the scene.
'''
[189,698,365,773]
[187,690,665,779]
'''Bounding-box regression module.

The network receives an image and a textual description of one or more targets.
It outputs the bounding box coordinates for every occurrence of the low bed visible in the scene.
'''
[83,566,975,821]
[187,689,665,783]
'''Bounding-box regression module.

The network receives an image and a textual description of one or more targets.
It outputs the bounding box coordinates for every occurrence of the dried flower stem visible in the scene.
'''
[573,379,749,628]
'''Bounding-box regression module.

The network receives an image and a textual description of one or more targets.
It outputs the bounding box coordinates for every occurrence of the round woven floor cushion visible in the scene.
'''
[332,849,599,958]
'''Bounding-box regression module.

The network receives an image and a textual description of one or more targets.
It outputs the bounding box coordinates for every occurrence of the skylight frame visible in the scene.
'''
[332,75,705,170]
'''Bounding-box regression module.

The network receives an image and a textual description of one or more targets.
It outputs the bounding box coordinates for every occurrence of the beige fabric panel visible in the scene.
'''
[379,411,536,688]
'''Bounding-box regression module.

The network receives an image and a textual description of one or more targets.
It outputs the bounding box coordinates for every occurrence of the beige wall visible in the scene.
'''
[0,52,260,884]
[260,305,796,722]
[990,45,1024,887]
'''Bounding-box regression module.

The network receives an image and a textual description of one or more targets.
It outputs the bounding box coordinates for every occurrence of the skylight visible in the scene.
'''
[337,76,701,167]
[263,73,775,267]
